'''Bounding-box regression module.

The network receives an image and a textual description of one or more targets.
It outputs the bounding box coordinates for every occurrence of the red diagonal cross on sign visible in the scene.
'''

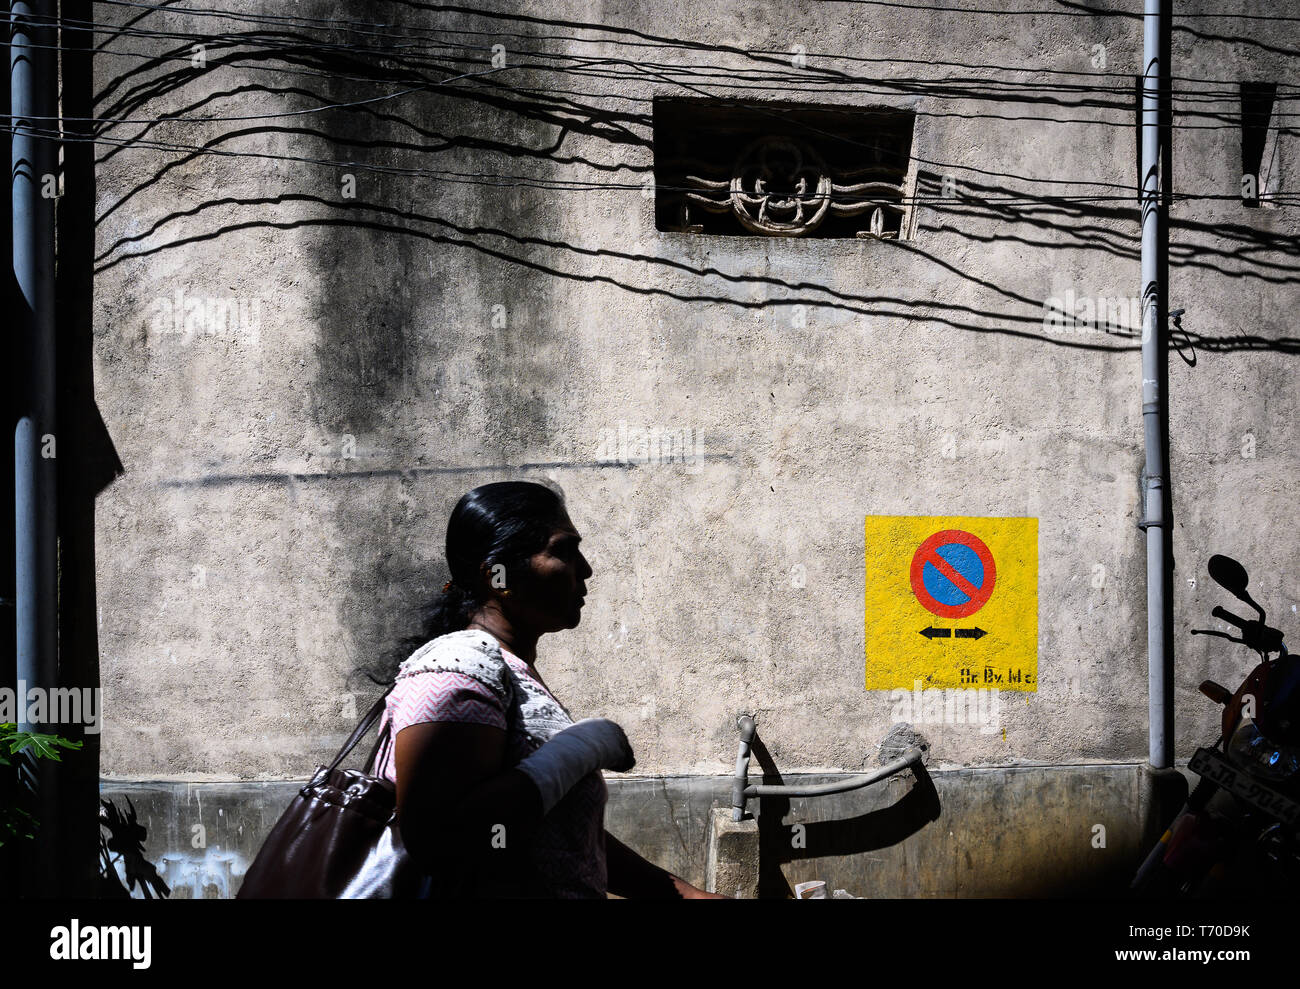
[923,548,981,601]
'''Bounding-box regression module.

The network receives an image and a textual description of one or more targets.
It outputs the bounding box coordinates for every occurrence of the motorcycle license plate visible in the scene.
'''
[1189,746,1300,825]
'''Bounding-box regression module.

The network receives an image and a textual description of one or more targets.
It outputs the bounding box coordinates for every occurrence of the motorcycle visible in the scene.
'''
[1131,554,1300,896]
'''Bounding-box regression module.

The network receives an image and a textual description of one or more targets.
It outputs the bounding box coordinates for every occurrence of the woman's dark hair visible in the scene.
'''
[371,480,565,683]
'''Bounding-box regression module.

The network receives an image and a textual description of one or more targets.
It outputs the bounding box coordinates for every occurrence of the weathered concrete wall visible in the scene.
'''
[102,763,1185,897]
[89,0,1298,891]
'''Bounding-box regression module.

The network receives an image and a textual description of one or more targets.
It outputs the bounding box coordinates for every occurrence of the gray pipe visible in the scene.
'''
[744,746,926,799]
[1140,0,1172,769]
[11,0,59,891]
[731,715,756,820]
[730,715,926,819]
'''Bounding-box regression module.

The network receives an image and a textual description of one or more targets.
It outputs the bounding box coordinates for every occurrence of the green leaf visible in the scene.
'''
[6,731,83,761]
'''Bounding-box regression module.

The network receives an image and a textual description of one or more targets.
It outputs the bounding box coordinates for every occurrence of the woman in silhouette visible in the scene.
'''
[375,480,725,898]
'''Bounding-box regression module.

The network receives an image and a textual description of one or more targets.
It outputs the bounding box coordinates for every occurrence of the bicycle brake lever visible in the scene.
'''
[1191,627,1247,646]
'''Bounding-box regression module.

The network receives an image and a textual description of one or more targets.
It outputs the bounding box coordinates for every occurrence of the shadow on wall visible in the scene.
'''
[744,729,943,897]
[74,0,1300,877]
[87,2,1300,678]
[91,3,1300,359]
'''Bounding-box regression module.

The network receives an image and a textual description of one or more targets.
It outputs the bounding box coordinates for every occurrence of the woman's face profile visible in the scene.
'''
[506,509,592,633]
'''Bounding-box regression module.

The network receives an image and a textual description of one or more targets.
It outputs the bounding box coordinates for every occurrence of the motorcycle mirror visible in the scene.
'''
[1207,554,1252,602]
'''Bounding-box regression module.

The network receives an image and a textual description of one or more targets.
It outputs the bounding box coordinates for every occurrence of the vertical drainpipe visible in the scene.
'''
[11,0,59,891]
[1139,0,1172,769]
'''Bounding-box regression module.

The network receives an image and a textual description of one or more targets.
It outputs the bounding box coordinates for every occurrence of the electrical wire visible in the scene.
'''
[11,34,1292,132]
[4,64,512,124]
[23,5,1300,92]
[13,122,1297,208]
[821,0,1300,20]
[86,0,1300,35]
[8,6,1289,209]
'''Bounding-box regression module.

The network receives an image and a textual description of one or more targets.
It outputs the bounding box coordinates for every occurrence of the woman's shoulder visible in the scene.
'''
[395,629,512,704]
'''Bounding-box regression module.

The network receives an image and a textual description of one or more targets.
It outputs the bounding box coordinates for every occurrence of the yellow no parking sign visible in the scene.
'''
[864,515,1038,691]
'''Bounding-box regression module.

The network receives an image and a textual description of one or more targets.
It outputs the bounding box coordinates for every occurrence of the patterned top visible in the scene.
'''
[375,628,608,898]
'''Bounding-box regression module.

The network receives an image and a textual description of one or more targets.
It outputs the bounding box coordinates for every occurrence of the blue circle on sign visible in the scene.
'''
[922,543,985,606]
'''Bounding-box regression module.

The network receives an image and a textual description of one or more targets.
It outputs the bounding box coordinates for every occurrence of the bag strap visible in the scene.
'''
[326,685,395,776]
[362,714,393,777]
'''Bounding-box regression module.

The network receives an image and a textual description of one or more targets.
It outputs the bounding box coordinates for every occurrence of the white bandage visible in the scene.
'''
[514,718,635,816]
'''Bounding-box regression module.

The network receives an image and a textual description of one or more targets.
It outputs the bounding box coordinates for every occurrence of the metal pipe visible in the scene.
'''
[730,713,927,819]
[11,0,59,892]
[1140,0,1173,769]
[731,715,756,820]
[745,746,926,799]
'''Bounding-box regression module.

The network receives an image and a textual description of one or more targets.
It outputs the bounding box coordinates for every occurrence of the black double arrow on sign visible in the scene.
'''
[919,627,988,640]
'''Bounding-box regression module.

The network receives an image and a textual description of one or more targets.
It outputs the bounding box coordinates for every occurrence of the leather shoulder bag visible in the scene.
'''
[237,644,531,899]
[236,686,426,899]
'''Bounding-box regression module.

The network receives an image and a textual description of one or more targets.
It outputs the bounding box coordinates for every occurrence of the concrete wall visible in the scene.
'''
[90,0,1298,894]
